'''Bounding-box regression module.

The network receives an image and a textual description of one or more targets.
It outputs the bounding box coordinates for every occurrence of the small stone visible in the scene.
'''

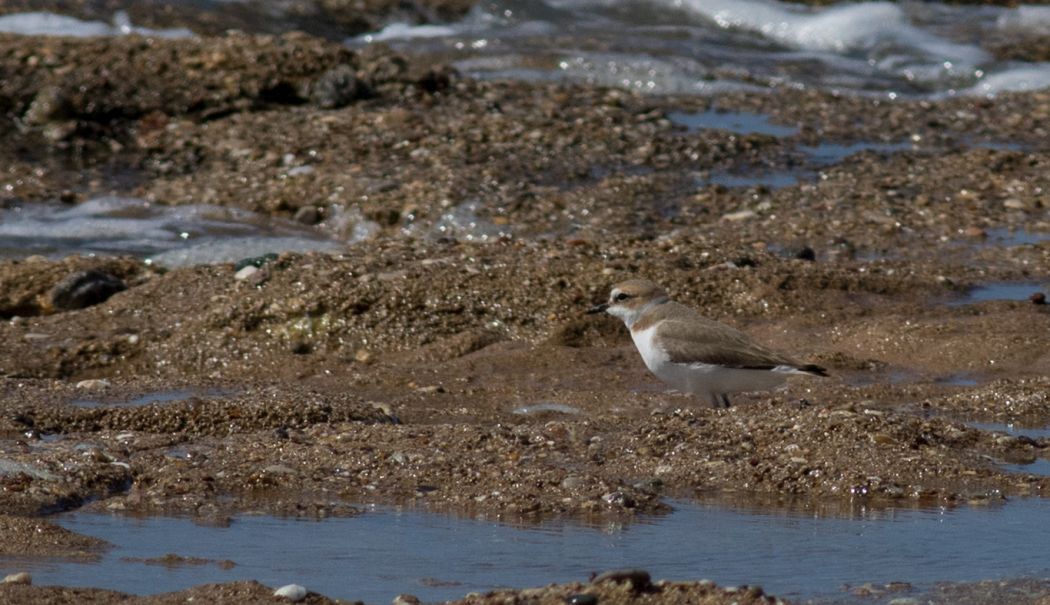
[592,569,651,591]
[75,379,111,390]
[234,265,259,280]
[392,594,420,605]
[721,209,757,221]
[601,491,635,508]
[2,572,31,585]
[560,475,586,490]
[293,206,321,225]
[368,401,395,417]
[1030,292,1046,305]
[355,349,373,363]
[273,583,307,601]
[963,226,987,238]
[311,64,371,109]
[50,270,126,311]
[566,594,598,605]
[887,598,920,605]
[1003,198,1027,210]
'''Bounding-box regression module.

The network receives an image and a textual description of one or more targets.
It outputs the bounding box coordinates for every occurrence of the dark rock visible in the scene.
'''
[293,206,321,225]
[1030,292,1046,305]
[310,64,371,109]
[795,246,816,261]
[592,569,652,591]
[49,271,127,311]
[566,594,599,605]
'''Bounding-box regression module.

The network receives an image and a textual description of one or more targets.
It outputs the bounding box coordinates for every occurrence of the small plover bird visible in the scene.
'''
[588,279,827,407]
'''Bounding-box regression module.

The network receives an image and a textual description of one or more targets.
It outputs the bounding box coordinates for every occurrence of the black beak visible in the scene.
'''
[586,303,609,315]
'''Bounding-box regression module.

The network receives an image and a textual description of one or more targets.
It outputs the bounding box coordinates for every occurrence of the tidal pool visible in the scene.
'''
[6,499,1050,603]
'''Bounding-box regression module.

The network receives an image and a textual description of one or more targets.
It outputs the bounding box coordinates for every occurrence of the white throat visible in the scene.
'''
[608,297,667,329]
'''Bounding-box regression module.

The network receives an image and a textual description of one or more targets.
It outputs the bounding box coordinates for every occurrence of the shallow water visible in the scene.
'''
[350,0,1050,98]
[0,197,342,267]
[1001,459,1050,478]
[983,228,1050,247]
[967,421,1050,441]
[3,2,1050,97]
[668,110,799,137]
[953,282,1048,305]
[0,10,192,38]
[936,374,980,387]
[8,499,1050,603]
[704,169,801,190]
[70,388,234,409]
[695,134,918,190]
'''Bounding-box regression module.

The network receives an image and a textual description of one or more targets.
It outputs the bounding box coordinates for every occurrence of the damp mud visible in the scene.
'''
[1,0,1050,603]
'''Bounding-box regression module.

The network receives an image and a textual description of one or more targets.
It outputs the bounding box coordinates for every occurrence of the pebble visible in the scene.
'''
[722,209,757,221]
[560,475,586,490]
[601,491,635,508]
[392,594,420,605]
[293,206,321,224]
[273,583,307,601]
[75,379,112,390]
[512,403,582,415]
[50,270,127,311]
[1031,292,1046,305]
[566,594,598,605]
[2,572,31,585]
[311,64,370,109]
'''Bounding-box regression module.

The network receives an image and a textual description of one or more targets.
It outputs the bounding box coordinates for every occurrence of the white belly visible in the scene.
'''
[630,326,789,398]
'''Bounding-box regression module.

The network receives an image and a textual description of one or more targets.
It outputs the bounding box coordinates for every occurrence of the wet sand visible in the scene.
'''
[1,2,1049,603]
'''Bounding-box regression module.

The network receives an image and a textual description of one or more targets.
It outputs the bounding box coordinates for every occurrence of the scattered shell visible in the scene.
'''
[273,583,307,601]
[234,265,259,280]
[2,572,31,585]
[512,402,582,415]
[721,209,757,221]
[75,379,112,390]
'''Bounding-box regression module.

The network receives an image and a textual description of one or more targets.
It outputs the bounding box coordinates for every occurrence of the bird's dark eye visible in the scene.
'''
[615,292,629,301]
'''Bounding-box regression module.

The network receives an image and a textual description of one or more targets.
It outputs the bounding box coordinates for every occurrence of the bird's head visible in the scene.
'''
[587,279,669,327]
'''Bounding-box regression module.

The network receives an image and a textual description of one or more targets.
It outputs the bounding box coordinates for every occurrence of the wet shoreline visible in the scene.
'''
[1,0,1050,602]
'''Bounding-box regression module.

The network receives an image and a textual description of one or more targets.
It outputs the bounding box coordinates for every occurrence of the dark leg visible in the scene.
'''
[720,394,732,408]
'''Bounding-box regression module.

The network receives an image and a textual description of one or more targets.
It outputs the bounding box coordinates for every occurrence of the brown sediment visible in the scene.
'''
[0,5,1049,604]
